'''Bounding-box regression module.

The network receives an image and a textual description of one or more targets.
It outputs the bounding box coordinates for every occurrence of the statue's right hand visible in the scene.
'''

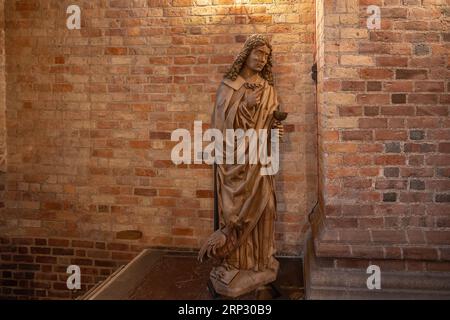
[246,86,263,108]
[247,92,258,108]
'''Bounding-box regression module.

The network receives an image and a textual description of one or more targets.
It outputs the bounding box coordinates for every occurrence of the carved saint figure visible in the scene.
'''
[199,34,285,297]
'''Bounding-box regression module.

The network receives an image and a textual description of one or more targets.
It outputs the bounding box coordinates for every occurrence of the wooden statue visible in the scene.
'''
[198,34,286,298]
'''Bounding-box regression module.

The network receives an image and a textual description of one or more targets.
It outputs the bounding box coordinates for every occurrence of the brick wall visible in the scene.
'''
[0,0,317,299]
[314,0,450,262]
[0,236,144,299]
[0,0,5,172]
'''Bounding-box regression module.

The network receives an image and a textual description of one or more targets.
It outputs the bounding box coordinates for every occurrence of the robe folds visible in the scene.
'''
[211,74,279,272]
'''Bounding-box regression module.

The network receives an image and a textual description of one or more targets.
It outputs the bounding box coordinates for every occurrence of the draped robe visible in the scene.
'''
[211,74,279,272]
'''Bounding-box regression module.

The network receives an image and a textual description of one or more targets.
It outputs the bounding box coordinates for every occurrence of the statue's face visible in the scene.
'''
[245,45,270,73]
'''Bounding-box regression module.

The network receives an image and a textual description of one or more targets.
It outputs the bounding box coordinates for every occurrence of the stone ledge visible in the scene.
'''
[304,232,450,300]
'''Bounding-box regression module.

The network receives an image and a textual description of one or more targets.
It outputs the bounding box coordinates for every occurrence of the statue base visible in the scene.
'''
[209,260,279,298]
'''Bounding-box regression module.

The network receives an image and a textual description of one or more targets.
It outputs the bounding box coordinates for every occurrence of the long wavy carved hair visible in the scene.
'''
[224,34,274,86]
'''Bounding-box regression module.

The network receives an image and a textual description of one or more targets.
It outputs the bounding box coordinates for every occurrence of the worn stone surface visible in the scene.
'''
[126,251,303,300]
[304,233,450,300]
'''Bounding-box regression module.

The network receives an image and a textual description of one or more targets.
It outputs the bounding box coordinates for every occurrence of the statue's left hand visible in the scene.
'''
[198,228,227,262]
[272,121,284,139]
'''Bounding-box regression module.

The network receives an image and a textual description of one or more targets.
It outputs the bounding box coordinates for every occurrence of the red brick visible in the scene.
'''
[71,258,93,266]
[360,68,394,79]
[316,244,352,258]
[341,130,373,141]
[11,239,32,246]
[341,81,365,92]
[376,57,408,67]
[359,118,387,128]
[375,155,406,165]
[359,168,380,177]
[426,155,450,166]
[87,250,110,259]
[52,248,74,256]
[403,247,438,260]
[35,256,57,264]
[335,258,368,269]
[407,118,440,128]
[415,81,445,92]
[43,202,62,210]
[381,106,415,116]
[53,84,73,93]
[174,56,196,65]
[359,218,384,228]
[384,81,413,92]
[106,243,129,251]
[407,230,426,244]
[134,188,157,197]
[438,143,450,153]
[196,190,214,198]
[441,248,450,261]
[359,42,390,54]
[416,106,448,116]
[172,227,194,237]
[71,240,94,249]
[129,141,151,149]
[396,69,427,80]
[325,218,358,229]
[381,7,408,18]
[363,106,379,116]
[152,198,177,207]
[426,231,450,245]
[48,239,70,247]
[134,168,156,177]
[374,130,408,141]
[92,149,113,158]
[341,205,374,216]
[357,94,390,105]
[111,252,136,261]
[343,178,372,189]
[153,160,175,168]
[94,260,117,268]
[370,32,402,42]
[400,168,434,178]
[428,130,450,140]
[427,262,450,272]
[351,246,384,259]
[408,94,438,104]
[375,180,407,190]
[323,80,341,92]
[343,154,373,166]
[13,255,34,263]
[367,81,382,91]
[404,143,436,153]
[338,230,371,243]
[440,94,450,104]
[105,47,127,55]
[30,247,51,255]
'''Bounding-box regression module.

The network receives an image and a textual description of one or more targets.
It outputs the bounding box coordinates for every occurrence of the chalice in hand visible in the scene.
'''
[273,110,288,141]
[273,110,288,122]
